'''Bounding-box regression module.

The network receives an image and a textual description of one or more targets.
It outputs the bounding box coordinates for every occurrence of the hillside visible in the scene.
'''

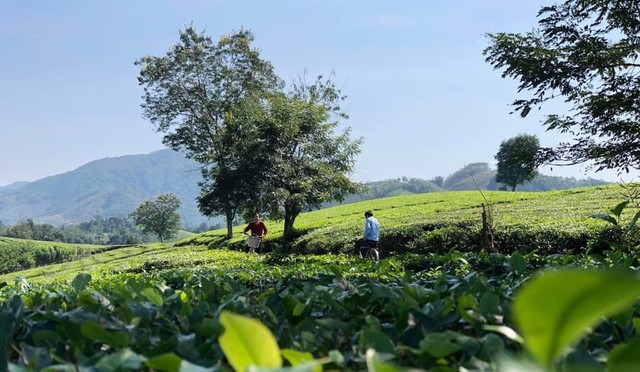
[0,150,212,228]
[0,154,608,231]
[4,183,625,283]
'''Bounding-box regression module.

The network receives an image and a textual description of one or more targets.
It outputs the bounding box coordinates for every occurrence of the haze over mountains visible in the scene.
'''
[0,150,608,228]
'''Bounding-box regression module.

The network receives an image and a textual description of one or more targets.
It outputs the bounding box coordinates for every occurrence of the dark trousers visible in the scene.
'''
[355,238,378,256]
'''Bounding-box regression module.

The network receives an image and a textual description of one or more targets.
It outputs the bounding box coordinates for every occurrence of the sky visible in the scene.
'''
[1,0,637,187]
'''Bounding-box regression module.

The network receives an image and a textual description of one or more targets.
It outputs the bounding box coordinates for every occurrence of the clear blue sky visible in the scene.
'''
[1,1,635,187]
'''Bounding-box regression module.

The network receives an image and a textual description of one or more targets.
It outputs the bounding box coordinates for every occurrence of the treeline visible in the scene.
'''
[0,217,148,245]
[0,216,222,245]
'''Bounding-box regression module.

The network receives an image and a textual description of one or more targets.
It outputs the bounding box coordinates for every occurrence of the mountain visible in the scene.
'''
[0,181,30,193]
[0,150,213,228]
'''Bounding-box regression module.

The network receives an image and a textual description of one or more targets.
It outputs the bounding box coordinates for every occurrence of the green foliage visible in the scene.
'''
[251,77,363,239]
[495,134,540,191]
[219,311,282,370]
[484,0,640,172]
[4,184,640,370]
[1,215,150,245]
[137,26,281,239]
[514,270,640,368]
[130,193,182,242]
[0,237,109,275]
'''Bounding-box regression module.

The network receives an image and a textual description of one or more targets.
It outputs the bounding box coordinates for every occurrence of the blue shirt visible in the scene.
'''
[364,216,380,241]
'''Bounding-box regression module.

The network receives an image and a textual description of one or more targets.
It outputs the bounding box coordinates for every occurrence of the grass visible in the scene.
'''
[0,184,631,285]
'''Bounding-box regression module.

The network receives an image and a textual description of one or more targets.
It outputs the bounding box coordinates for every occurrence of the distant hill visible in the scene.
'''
[0,150,214,228]
[0,154,609,229]
[332,163,609,205]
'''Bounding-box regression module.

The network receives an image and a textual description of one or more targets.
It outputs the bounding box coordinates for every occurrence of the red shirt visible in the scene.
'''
[244,221,268,236]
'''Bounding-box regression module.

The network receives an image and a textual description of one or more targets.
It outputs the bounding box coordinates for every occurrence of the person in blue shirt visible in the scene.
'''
[355,210,380,257]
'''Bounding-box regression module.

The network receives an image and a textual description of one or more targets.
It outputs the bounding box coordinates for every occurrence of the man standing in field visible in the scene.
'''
[243,213,268,252]
[355,210,380,257]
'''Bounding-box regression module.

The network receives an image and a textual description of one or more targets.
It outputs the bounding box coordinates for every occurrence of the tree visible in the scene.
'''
[249,76,363,238]
[484,0,640,173]
[130,193,182,242]
[495,134,540,191]
[136,26,282,238]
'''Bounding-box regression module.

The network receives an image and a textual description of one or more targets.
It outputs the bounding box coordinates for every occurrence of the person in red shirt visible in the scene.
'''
[243,214,268,252]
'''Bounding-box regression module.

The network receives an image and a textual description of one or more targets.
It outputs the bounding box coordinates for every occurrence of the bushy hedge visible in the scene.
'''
[286,221,621,258]
[0,238,110,274]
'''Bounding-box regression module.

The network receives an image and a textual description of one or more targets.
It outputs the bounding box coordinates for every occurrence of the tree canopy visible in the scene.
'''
[484,0,640,174]
[137,27,362,239]
[495,134,540,191]
[130,193,182,242]
[136,27,282,238]
[249,77,363,238]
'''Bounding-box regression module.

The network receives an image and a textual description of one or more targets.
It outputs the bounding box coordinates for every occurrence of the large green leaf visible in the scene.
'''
[71,273,92,293]
[360,329,395,354]
[419,332,462,358]
[145,353,183,372]
[0,313,16,370]
[608,338,640,372]
[218,311,282,371]
[509,252,527,276]
[95,348,146,372]
[514,270,640,366]
[140,287,163,307]
[80,321,129,347]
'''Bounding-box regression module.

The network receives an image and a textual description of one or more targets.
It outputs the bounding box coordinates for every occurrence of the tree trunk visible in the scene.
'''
[225,208,234,239]
[283,200,301,241]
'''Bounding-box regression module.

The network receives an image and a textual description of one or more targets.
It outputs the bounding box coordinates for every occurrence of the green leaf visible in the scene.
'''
[0,313,16,369]
[365,349,402,372]
[479,292,500,315]
[80,321,129,347]
[292,303,306,316]
[328,350,345,367]
[71,273,91,293]
[608,338,640,372]
[145,352,182,372]
[95,348,146,372]
[280,349,321,372]
[593,213,618,226]
[626,210,640,233]
[360,329,395,354]
[218,311,282,371]
[509,252,527,276]
[514,270,640,366]
[420,332,462,358]
[140,287,163,307]
[178,360,213,372]
[611,201,629,219]
[281,349,314,366]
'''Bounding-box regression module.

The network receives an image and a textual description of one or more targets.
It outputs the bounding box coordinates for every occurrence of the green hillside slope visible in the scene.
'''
[2,184,630,284]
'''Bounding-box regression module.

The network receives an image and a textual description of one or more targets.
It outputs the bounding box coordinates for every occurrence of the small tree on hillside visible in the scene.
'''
[130,193,182,242]
[495,134,540,191]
